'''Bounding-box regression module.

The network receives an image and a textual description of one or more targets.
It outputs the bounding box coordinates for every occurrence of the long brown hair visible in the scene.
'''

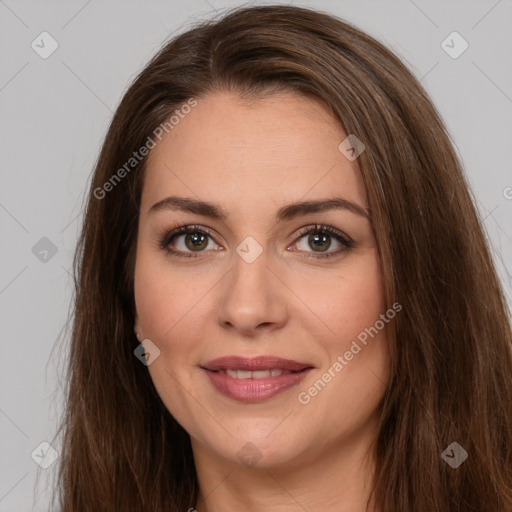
[53,5,512,511]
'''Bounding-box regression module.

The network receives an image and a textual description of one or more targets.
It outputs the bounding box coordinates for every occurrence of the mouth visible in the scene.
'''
[200,356,314,402]
[209,368,303,379]
[201,355,313,373]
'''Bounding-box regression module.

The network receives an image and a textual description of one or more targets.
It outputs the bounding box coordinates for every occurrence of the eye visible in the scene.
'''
[290,224,354,259]
[158,223,354,260]
[158,224,220,258]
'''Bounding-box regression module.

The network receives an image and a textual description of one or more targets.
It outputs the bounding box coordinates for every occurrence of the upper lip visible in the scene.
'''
[202,356,313,372]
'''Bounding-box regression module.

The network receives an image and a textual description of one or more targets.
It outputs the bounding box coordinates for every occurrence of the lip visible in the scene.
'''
[201,356,314,402]
[202,355,312,372]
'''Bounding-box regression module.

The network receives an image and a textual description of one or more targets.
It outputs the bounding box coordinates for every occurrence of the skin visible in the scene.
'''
[133,90,390,512]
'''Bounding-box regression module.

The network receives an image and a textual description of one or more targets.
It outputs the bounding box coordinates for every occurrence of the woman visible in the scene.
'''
[54,4,512,511]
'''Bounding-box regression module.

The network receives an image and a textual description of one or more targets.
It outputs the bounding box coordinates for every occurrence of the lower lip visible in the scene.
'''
[203,368,312,402]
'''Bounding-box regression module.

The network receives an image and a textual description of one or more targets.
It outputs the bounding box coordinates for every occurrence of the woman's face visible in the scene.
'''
[133,90,390,469]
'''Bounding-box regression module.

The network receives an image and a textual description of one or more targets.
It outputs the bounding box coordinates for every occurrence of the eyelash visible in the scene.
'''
[158,223,354,260]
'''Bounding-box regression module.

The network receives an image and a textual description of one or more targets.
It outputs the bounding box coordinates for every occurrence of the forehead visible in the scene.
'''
[141,90,367,216]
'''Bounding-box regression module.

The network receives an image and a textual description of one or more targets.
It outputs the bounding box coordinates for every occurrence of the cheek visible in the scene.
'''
[297,253,390,423]
[292,251,385,345]
[133,252,209,432]
[292,251,389,400]
[336,255,385,342]
[133,247,210,341]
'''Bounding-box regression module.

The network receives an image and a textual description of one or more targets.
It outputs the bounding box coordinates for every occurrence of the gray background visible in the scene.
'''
[1,0,511,510]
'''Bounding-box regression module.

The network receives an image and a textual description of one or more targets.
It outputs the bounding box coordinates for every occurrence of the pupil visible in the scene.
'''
[309,233,330,252]
[186,232,207,250]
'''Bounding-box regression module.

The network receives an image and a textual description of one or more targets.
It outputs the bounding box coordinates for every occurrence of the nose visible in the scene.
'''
[216,246,289,337]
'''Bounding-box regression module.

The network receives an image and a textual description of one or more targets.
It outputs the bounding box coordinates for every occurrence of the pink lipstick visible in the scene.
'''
[201,356,313,402]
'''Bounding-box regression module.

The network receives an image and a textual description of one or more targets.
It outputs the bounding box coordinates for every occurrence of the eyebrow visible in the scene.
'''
[148,195,370,221]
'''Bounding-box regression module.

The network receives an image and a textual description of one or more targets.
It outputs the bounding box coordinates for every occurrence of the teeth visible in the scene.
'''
[252,370,271,378]
[229,369,252,379]
[221,368,294,379]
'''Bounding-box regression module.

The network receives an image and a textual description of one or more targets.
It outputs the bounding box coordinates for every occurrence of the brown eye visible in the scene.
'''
[292,224,354,259]
[183,231,209,251]
[307,232,332,252]
[159,225,218,258]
